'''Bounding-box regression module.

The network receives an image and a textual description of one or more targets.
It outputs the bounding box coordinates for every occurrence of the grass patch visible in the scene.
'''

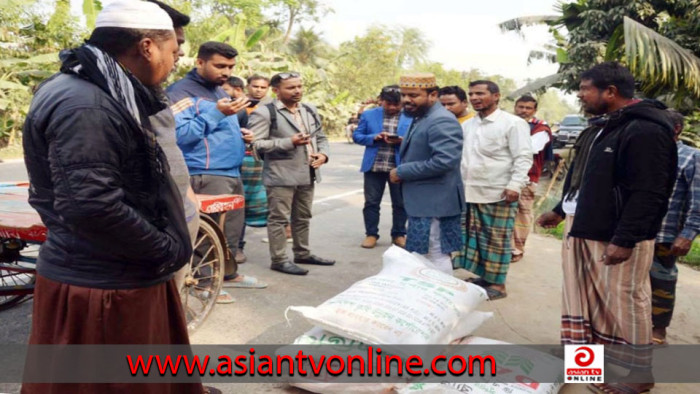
[533,194,565,240]
[679,240,700,270]
[539,220,565,240]
[0,143,23,161]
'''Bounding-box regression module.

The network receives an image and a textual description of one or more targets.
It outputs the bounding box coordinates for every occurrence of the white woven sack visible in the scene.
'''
[288,246,489,345]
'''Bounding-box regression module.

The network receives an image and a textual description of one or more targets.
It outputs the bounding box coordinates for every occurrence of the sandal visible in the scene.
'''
[587,383,652,394]
[485,287,507,300]
[464,277,489,287]
[223,275,268,289]
[215,290,235,304]
[651,337,667,346]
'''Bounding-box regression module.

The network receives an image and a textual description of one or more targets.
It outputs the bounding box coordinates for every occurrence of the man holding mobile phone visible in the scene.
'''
[249,72,335,275]
[233,75,272,265]
[246,74,271,114]
[168,42,267,297]
[222,76,250,128]
[352,85,412,249]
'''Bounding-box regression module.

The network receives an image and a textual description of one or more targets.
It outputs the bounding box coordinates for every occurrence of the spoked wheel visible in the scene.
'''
[180,214,226,332]
[0,239,37,311]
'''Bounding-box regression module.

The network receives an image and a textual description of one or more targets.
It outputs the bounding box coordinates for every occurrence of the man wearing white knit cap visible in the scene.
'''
[21,1,203,393]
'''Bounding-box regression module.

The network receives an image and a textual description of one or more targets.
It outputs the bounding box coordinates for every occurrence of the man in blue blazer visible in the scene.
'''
[389,73,465,274]
[353,85,412,249]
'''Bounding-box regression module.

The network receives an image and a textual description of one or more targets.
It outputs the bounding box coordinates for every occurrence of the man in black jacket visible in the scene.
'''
[22,2,200,393]
[537,62,677,393]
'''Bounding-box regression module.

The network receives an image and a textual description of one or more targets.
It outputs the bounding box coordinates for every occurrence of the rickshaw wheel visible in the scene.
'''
[179,214,226,332]
[0,239,37,311]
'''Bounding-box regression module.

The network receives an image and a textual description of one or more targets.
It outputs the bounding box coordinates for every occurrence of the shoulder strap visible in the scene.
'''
[266,103,277,135]
[302,103,322,129]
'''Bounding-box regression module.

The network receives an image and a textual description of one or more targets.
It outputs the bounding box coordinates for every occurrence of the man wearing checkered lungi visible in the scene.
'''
[650,109,700,346]
[537,62,677,394]
[511,95,552,263]
[453,80,532,300]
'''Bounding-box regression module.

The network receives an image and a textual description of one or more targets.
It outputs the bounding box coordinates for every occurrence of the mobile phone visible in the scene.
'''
[386,135,401,142]
[247,99,260,108]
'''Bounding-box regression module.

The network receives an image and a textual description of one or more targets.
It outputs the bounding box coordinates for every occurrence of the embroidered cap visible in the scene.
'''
[399,73,437,89]
[96,0,174,31]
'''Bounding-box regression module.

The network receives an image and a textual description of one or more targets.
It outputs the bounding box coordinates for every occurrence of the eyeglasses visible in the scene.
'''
[277,72,300,80]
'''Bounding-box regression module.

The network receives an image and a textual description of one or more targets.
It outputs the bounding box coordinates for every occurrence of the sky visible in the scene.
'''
[71,0,562,85]
[315,0,563,84]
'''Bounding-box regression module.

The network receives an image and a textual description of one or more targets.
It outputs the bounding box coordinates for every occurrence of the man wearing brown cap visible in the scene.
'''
[389,73,464,274]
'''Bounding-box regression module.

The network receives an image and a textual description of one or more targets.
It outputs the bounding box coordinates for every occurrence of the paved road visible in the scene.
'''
[1,143,699,393]
[0,160,26,183]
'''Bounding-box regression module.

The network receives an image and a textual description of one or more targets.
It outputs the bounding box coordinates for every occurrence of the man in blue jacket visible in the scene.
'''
[168,41,266,296]
[353,85,411,249]
[390,73,464,274]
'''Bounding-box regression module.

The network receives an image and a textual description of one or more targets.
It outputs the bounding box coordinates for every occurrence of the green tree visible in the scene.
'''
[500,0,700,102]
[269,0,331,44]
[288,27,330,66]
[534,89,578,125]
[332,26,401,101]
[499,0,700,142]
[0,0,84,147]
[395,27,430,68]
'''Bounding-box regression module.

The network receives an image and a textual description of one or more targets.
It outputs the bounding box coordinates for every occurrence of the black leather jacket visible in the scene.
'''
[22,73,192,289]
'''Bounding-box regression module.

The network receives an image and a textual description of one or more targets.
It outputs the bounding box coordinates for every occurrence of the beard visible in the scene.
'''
[584,101,608,116]
[403,104,429,117]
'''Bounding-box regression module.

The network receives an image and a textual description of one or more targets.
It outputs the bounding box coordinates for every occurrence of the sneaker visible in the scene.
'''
[361,236,378,249]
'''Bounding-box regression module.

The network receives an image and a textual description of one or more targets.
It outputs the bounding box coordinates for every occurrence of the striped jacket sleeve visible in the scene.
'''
[170,97,227,145]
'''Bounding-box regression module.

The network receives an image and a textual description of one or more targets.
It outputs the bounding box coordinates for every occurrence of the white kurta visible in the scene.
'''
[461,109,533,203]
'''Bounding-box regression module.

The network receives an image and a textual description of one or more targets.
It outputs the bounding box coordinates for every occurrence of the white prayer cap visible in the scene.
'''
[95,0,174,31]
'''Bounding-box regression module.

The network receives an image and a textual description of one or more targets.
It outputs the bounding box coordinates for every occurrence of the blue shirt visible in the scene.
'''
[657,141,700,243]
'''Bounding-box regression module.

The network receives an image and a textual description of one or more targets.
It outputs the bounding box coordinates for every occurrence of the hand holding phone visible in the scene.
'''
[230,96,250,112]
[384,134,402,145]
[292,133,310,146]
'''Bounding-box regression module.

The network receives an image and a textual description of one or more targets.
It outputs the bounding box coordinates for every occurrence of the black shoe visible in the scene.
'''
[271,261,309,275]
[294,254,336,266]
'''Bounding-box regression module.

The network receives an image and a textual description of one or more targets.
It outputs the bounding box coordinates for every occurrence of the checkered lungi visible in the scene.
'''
[241,153,268,227]
[650,243,678,329]
[512,183,537,257]
[453,200,517,285]
[561,215,654,370]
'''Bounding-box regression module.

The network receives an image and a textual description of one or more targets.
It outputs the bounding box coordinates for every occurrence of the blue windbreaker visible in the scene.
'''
[167,69,244,178]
